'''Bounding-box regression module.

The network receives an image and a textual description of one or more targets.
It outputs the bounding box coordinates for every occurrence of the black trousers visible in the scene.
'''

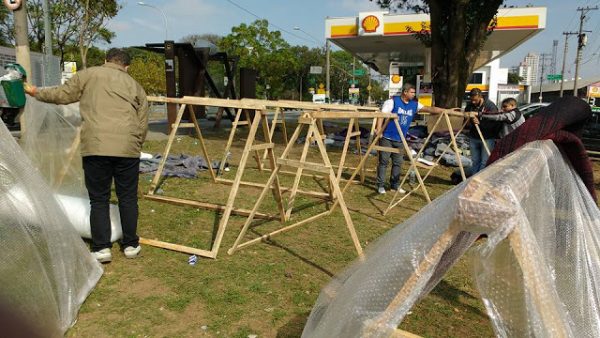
[83,156,140,251]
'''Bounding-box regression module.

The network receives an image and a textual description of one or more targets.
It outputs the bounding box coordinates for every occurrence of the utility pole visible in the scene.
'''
[559,32,577,97]
[551,39,558,76]
[573,6,598,97]
[41,0,53,86]
[325,40,330,100]
[13,0,32,79]
[538,53,551,103]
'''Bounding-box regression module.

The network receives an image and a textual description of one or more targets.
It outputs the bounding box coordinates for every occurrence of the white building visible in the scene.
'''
[518,52,539,85]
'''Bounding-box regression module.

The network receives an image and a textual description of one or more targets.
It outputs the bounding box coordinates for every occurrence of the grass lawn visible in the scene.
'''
[67,122,600,338]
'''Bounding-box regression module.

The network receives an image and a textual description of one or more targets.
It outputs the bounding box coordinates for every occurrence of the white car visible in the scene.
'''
[518,102,550,119]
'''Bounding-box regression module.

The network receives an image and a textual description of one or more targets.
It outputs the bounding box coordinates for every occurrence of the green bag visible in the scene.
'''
[1,79,26,108]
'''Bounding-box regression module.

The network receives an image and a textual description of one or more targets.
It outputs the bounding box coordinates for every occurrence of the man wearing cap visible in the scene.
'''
[25,48,148,263]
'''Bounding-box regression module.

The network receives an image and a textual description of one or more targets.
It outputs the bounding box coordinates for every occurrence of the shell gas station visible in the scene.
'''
[324,7,547,106]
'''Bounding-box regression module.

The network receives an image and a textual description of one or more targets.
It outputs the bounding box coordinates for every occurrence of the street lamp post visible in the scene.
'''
[137,2,168,41]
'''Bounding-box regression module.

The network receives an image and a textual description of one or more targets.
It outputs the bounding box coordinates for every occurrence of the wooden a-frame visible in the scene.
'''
[141,96,286,259]
[227,110,397,257]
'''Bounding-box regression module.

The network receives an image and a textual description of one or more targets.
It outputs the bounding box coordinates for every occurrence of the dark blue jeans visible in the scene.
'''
[376,138,404,189]
[469,137,495,174]
[83,156,140,251]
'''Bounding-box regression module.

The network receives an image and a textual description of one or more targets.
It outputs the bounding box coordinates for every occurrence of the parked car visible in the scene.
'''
[582,109,600,153]
[519,102,551,119]
[520,102,600,154]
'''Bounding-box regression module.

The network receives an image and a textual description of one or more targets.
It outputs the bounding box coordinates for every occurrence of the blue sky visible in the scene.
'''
[107,0,600,79]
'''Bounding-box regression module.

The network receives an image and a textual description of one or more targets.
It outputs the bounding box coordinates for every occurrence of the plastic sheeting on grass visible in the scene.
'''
[0,120,102,337]
[20,97,123,242]
[302,140,600,338]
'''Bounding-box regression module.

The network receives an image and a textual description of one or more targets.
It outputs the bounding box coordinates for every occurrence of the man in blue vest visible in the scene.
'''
[376,83,453,194]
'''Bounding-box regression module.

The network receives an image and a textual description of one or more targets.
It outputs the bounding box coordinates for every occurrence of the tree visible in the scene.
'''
[1,0,120,65]
[507,72,523,84]
[77,0,119,69]
[218,19,298,99]
[180,33,222,46]
[127,48,166,95]
[372,0,504,107]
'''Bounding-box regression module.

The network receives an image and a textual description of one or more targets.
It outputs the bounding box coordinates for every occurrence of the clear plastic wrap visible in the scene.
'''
[0,120,103,337]
[20,97,123,241]
[302,140,600,338]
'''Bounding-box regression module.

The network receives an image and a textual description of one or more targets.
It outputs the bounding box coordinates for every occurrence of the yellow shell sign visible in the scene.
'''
[391,74,402,84]
[361,15,380,33]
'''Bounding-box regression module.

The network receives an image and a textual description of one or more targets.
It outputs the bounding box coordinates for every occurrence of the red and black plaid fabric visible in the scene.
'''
[487,96,596,202]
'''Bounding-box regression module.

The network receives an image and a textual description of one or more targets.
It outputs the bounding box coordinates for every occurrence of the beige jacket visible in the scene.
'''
[36,62,148,158]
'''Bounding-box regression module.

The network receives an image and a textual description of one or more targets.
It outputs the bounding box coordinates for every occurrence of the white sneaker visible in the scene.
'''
[92,248,112,263]
[124,246,141,259]
[377,186,386,194]
[391,187,407,194]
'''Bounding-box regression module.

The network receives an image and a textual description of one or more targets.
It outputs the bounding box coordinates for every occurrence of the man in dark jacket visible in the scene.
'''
[465,88,501,174]
[25,48,149,263]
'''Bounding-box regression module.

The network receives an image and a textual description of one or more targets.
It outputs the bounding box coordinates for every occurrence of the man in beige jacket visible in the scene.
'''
[25,48,149,263]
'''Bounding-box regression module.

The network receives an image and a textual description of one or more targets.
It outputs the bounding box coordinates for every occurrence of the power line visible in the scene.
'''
[223,0,316,45]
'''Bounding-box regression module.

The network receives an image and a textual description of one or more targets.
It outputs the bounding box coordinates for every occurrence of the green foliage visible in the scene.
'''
[127,48,166,95]
[0,0,121,66]
[62,45,106,68]
[218,19,299,99]
[507,72,523,85]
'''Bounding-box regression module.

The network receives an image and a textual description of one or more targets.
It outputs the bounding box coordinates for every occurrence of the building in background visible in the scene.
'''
[518,52,539,86]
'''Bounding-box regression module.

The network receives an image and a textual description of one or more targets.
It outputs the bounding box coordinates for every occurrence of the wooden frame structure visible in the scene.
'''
[142,95,286,259]
[382,110,482,215]
[227,110,397,257]
[218,98,380,180]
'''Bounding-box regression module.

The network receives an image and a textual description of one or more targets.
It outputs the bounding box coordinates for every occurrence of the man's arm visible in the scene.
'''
[25,73,83,105]
[480,110,516,122]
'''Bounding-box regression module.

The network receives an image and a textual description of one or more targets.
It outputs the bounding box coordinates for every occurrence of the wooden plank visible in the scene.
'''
[143,194,274,219]
[147,95,266,110]
[210,112,263,258]
[172,122,196,128]
[218,108,243,176]
[311,125,363,257]
[215,178,330,199]
[250,143,274,151]
[148,104,187,194]
[312,111,397,119]
[372,145,402,154]
[233,120,249,126]
[229,210,331,254]
[392,329,423,338]
[139,237,215,258]
[286,122,314,219]
[277,158,331,174]
[298,116,314,124]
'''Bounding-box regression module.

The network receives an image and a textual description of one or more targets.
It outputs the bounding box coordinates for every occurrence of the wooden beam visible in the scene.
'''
[277,158,331,174]
[139,237,215,258]
[250,143,274,151]
[143,194,274,219]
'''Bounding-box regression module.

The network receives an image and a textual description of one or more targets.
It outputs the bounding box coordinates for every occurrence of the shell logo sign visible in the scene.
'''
[361,15,380,33]
[358,12,385,36]
[391,75,402,84]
